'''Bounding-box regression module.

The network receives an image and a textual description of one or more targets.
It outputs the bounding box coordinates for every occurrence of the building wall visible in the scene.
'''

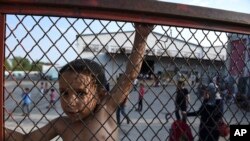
[77,31,226,85]
[77,52,128,84]
[228,34,250,77]
[227,34,250,97]
[76,31,212,59]
[78,51,222,86]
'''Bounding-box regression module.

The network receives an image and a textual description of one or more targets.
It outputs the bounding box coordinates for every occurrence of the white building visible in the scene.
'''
[76,31,226,84]
[42,64,61,80]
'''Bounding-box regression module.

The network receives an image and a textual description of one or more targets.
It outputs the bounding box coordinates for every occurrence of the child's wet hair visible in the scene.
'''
[58,59,107,89]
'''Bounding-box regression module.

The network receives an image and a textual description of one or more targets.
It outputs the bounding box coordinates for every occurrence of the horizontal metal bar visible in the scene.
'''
[0,0,250,34]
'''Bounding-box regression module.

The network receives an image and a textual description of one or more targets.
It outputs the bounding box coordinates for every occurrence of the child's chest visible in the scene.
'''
[59,115,118,141]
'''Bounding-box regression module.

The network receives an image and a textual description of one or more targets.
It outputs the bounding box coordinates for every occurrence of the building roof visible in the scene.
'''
[76,31,227,61]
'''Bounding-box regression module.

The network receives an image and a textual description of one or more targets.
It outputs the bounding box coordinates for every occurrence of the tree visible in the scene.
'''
[30,61,43,71]
[11,57,31,71]
[4,59,12,70]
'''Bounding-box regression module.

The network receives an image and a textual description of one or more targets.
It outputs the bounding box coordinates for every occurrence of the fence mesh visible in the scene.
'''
[4,14,250,141]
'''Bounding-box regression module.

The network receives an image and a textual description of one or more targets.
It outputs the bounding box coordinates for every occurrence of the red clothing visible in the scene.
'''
[169,120,193,141]
[139,86,145,99]
[50,91,56,101]
[137,85,145,112]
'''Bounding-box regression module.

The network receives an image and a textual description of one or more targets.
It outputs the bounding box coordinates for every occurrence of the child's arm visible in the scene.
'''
[5,118,59,141]
[107,23,154,110]
[5,128,24,141]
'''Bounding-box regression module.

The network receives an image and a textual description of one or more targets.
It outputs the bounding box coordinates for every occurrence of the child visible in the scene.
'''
[175,78,189,122]
[136,82,145,112]
[46,88,57,109]
[40,81,44,96]
[44,81,49,94]
[21,87,32,116]
[5,23,153,141]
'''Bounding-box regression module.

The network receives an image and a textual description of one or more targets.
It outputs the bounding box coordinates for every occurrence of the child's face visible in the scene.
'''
[59,71,99,121]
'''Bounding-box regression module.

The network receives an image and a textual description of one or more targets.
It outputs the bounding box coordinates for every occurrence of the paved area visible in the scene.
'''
[4,80,250,140]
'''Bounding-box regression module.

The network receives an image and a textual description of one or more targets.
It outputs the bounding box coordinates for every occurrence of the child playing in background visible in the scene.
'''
[136,82,145,112]
[21,87,32,116]
[40,81,44,96]
[46,88,57,109]
[44,81,49,93]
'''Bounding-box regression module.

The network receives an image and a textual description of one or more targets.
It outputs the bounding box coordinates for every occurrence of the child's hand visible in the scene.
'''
[135,23,154,36]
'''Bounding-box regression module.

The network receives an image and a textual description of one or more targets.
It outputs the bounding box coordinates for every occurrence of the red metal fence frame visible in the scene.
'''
[1,0,250,34]
[0,13,5,141]
[1,0,250,140]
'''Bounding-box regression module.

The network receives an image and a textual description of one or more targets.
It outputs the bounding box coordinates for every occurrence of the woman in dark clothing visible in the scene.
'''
[187,87,223,141]
[175,79,189,122]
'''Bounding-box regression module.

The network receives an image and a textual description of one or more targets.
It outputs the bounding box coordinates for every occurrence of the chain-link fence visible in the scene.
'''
[1,1,250,141]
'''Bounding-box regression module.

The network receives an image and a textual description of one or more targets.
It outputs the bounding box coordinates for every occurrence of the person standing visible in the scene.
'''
[187,87,223,141]
[46,88,57,109]
[22,87,32,116]
[116,97,130,126]
[189,73,196,86]
[133,78,138,91]
[44,82,49,94]
[175,78,189,122]
[136,83,145,112]
[40,81,44,96]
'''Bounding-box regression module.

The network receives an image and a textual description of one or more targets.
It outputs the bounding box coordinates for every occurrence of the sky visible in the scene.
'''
[5,0,250,67]
[158,0,250,14]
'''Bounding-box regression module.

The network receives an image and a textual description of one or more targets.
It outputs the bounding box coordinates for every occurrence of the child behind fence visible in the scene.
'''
[5,23,153,141]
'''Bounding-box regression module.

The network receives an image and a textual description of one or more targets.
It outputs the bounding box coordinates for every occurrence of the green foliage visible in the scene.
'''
[11,57,31,71]
[30,61,43,71]
[4,59,12,70]
[6,57,44,73]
